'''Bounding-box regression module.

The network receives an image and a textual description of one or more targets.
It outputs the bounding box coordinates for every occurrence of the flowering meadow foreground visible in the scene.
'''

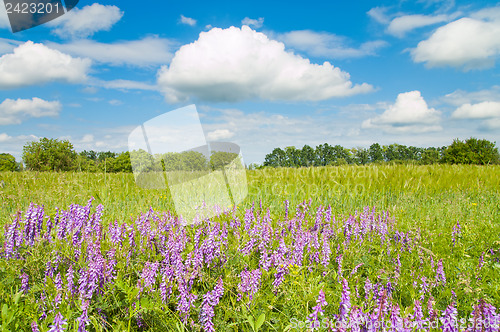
[1,198,499,331]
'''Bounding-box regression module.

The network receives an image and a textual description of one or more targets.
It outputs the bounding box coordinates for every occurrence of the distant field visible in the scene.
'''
[0,165,499,330]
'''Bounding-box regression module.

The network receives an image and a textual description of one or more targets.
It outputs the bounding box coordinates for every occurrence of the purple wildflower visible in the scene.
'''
[412,300,427,330]
[321,234,331,271]
[48,312,67,332]
[138,261,159,292]
[76,309,89,332]
[440,303,458,332]
[364,277,373,300]
[54,272,63,291]
[451,220,461,246]
[436,259,446,286]
[389,304,405,332]
[339,278,351,322]
[199,278,224,332]
[237,268,261,302]
[31,321,40,332]
[308,289,328,327]
[20,272,29,293]
[349,306,367,332]
[272,263,288,294]
[336,254,343,279]
[351,263,364,275]
[177,279,198,324]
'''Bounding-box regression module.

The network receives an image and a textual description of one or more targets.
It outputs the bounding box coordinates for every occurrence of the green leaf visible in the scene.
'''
[2,303,8,321]
[247,315,255,331]
[255,313,265,331]
[13,291,22,305]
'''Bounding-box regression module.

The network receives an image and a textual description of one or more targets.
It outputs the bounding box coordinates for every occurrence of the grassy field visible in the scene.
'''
[0,164,499,331]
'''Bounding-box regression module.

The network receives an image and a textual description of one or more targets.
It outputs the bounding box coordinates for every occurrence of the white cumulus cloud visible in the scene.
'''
[0,97,61,125]
[157,26,373,103]
[241,17,264,28]
[362,91,442,133]
[0,41,91,89]
[277,30,387,59]
[49,3,123,38]
[180,15,196,26]
[452,102,500,119]
[48,37,174,67]
[411,7,500,70]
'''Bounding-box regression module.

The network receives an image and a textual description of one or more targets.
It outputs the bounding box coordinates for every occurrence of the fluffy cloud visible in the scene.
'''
[362,91,442,133]
[452,101,500,119]
[157,26,373,103]
[0,98,61,125]
[49,3,123,38]
[0,41,90,89]
[48,37,174,67]
[387,14,450,37]
[180,15,197,26]
[411,8,500,70]
[207,129,234,141]
[0,133,38,157]
[277,30,387,59]
[241,17,264,28]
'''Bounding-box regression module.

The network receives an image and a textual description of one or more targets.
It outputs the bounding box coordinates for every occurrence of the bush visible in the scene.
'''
[0,153,17,171]
[22,138,77,171]
[442,138,500,165]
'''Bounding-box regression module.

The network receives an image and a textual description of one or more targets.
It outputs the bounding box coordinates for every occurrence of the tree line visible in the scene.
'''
[0,137,498,172]
[262,138,500,168]
[0,138,239,172]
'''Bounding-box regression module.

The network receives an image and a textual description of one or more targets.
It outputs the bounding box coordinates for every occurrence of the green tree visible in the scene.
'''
[369,143,384,163]
[210,151,237,170]
[80,150,98,161]
[354,148,370,165]
[0,153,17,171]
[300,145,316,167]
[420,148,440,164]
[332,145,352,164]
[22,138,77,171]
[284,146,301,167]
[263,148,287,167]
[112,152,133,172]
[315,143,335,166]
[443,138,500,165]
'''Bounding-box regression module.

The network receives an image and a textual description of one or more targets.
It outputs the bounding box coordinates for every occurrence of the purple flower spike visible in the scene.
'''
[48,312,67,332]
[339,278,351,322]
[436,259,446,286]
[20,272,29,293]
[440,303,458,332]
[237,268,261,303]
[199,279,224,332]
[31,321,40,332]
[308,289,328,326]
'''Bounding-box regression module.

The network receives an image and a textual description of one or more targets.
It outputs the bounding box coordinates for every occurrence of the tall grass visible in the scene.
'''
[1,164,499,225]
[0,164,499,330]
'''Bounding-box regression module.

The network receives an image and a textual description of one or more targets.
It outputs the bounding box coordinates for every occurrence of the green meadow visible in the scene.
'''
[0,164,499,331]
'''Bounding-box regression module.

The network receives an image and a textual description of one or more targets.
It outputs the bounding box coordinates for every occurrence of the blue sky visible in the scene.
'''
[1,0,500,164]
